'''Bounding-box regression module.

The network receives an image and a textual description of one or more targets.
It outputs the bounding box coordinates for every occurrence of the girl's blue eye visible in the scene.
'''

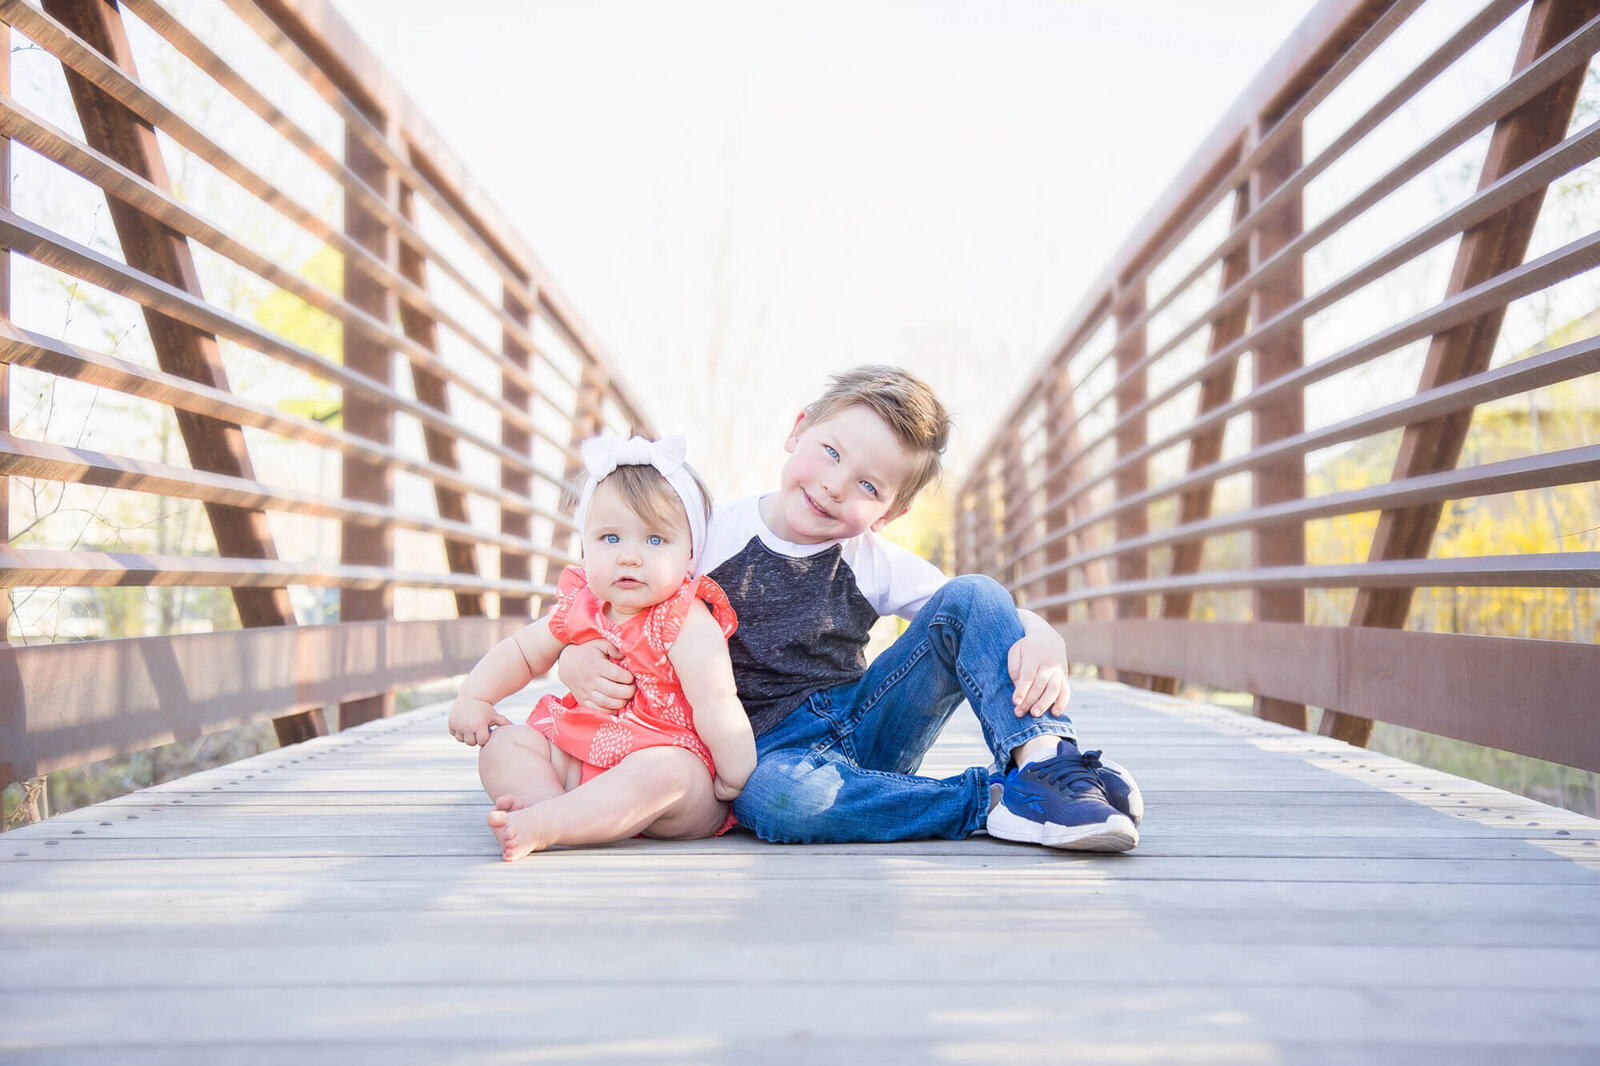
[647,535,664,546]
[602,533,619,544]
[823,445,839,460]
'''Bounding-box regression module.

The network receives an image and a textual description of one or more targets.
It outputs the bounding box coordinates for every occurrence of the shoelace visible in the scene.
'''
[1029,746,1107,796]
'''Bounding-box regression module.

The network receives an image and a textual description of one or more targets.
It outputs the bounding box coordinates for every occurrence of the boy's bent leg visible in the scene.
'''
[843,575,1139,852]
[847,574,1075,775]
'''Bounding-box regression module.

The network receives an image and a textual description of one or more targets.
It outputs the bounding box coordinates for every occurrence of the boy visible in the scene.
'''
[561,365,1141,851]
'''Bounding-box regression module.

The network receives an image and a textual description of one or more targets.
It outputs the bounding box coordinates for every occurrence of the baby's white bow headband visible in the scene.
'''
[574,433,707,559]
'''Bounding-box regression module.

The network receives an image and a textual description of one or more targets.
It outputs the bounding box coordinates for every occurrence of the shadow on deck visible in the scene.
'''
[3,680,1599,1064]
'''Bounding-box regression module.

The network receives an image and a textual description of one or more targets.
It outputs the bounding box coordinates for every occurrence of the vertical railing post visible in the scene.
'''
[1249,116,1308,730]
[1320,0,1600,746]
[500,285,534,619]
[957,490,977,578]
[551,355,605,561]
[1151,173,1253,695]
[395,180,482,619]
[338,117,398,728]
[1041,360,1077,627]
[1111,285,1150,688]
[973,462,998,580]
[1001,427,1027,598]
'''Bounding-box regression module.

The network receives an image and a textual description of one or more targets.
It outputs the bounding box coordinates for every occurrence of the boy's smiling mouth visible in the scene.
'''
[801,490,834,520]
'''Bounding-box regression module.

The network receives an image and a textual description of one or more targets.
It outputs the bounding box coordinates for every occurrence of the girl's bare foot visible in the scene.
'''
[487,796,551,861]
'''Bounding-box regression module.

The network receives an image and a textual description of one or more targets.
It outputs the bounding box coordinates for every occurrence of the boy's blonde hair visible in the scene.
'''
[595,461,713,535]
[803,365,950,513]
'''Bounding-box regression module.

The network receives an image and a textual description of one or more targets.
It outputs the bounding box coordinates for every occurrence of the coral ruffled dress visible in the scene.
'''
[528,566,738,792]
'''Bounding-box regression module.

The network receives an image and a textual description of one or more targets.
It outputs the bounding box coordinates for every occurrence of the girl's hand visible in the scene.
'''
[557,640,635,712]
[712,776,743,802]
[448,697,510,746]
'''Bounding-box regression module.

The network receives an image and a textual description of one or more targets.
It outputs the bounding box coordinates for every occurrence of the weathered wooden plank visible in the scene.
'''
[4,981,1600,1049]
[4,852,1595,892]
[3,860,1595,917]
[5,1041,1600,1066]
[5,939,1599,993]
[5,903,1595,953]
[9,832,1592,863]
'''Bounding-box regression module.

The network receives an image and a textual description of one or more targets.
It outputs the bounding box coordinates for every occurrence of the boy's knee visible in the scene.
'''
[733,752,847,843]
[923,575,1019,653]
[940,573,1013,615]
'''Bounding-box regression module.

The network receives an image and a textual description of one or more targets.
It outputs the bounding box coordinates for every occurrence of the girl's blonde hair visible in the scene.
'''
[589,461,712,534]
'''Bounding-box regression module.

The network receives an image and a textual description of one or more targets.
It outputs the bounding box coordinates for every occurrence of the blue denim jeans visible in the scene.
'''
[729,574,1077,843]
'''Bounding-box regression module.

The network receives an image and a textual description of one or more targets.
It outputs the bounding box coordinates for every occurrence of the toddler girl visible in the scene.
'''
[447,434,756,861]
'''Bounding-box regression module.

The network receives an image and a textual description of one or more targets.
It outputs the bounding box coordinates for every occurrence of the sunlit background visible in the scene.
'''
[329,0,1320,500]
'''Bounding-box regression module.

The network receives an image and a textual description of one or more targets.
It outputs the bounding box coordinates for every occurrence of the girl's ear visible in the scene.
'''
[784,412,807,453]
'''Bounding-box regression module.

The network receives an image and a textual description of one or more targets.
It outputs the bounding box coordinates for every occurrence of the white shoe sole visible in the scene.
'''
[987,807,1139,852]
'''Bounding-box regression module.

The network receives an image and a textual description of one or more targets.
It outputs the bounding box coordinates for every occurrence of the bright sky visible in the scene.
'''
[332,0,1320,498]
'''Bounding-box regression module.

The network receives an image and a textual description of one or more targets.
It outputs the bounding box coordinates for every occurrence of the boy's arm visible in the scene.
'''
[448,616,565,746]
[667,604,757,800]
[1008,608,1072,718]
[555,641,635,712]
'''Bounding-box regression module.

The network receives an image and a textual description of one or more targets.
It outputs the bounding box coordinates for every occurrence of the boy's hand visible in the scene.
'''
[556,640,634,712]
[448,696,510,746]
[1006,626,1071,718]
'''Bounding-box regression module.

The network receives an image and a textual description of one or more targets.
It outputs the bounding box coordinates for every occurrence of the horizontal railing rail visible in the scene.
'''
[956,0,1600,770]
[1,0,648,786]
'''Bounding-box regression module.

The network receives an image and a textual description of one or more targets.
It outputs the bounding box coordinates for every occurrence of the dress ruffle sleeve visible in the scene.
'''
[648,575,739,651]
[545,565,590,645]
[693,575,738,639]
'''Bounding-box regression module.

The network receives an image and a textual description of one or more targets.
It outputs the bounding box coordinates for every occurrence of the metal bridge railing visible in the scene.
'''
[956,0,1600,773]
[1,0,651,785]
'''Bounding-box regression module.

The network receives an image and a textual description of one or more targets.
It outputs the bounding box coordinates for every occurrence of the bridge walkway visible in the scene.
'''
[3,679,1599,1064]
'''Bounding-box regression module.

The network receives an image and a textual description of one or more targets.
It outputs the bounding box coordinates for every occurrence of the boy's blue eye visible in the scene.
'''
[823,445,839,460]
[860,481,878,497]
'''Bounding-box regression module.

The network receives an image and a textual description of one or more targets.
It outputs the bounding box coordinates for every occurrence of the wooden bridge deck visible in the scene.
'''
[3,679,1599,1065]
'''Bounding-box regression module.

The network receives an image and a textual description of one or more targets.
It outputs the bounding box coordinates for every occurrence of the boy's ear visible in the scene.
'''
[784,412,807,453]
[869,506,910,533]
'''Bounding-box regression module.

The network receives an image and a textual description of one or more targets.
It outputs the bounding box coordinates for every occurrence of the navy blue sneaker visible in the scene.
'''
[988,740,1139,851]
[1095,754,1143,827]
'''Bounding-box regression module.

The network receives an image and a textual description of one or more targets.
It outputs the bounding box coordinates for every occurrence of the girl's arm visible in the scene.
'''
[448,615,566,746]
[667,604,757,799]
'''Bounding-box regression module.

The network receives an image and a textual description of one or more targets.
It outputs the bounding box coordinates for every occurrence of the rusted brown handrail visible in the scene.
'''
[1,0,649,786]
[956,0,1600,770]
